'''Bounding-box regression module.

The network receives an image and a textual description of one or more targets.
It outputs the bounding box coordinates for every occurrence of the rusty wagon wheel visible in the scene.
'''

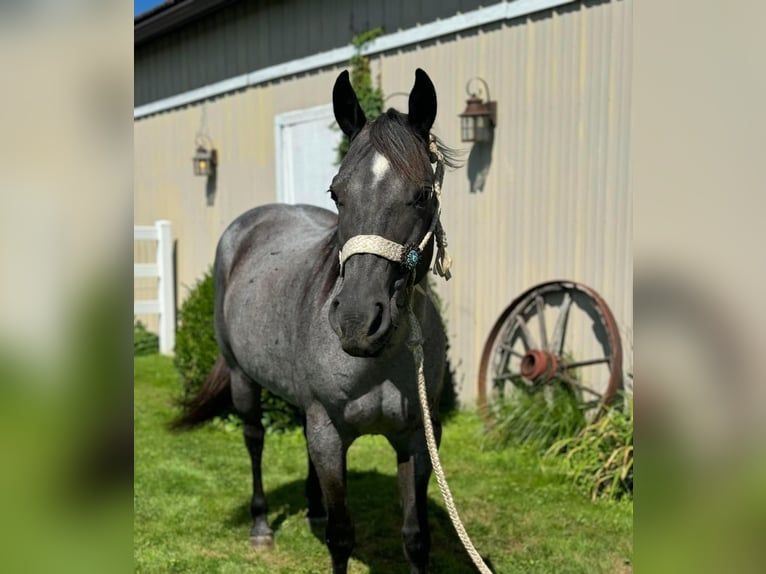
[478,280,624,424]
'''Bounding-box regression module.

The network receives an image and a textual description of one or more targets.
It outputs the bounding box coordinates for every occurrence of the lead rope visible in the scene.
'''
[338,137,492,573]
[405,139,492,574]
[407,298,493,574]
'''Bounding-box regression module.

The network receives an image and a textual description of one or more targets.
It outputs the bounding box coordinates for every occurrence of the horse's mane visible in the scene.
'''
[348,108,461,184]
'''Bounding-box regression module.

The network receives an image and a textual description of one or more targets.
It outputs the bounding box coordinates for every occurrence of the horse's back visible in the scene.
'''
[216,203,337,279]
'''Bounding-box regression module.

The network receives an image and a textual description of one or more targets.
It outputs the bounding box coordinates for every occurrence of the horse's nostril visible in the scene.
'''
[367,303,384,337]
[332,298,340,309]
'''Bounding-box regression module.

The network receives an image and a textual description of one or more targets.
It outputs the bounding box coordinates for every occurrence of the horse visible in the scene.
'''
[172,68,458,574]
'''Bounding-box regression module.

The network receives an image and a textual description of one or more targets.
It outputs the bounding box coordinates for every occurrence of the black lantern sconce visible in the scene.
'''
[459,77,497,143]
[192,134,217,177]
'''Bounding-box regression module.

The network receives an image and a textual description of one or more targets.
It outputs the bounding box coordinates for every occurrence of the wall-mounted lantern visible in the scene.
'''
[192,134,217,177]
[459,77,497,143]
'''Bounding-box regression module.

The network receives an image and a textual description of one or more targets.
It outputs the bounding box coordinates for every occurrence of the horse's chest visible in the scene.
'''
[342,380,417,434]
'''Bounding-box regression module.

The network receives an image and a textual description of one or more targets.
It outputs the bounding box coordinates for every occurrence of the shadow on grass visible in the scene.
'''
[226,470,490,573]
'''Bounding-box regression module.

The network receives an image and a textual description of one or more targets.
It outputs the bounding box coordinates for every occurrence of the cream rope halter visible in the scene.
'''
[337,135,493,574]
[338,136,452,281]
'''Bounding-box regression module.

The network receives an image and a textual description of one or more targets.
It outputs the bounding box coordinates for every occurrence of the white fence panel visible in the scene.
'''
[134,220,175,354]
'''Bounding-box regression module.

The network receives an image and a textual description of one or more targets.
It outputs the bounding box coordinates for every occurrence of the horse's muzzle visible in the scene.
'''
[329,295,393,357]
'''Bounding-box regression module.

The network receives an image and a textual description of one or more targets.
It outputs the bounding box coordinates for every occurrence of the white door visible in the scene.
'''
[275,104,340,213]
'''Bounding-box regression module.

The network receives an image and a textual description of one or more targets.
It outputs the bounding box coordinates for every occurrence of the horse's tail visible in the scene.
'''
[169,355,232,431]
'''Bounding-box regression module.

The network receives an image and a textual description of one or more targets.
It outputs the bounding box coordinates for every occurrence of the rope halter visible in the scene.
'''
[338,134,452,281]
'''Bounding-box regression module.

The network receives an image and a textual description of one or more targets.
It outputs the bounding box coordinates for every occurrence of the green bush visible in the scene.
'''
[134,319,159,356]
[173,268,219,394]
[174,268,302,432]
[483,382,587,452]
[545,400,633,501]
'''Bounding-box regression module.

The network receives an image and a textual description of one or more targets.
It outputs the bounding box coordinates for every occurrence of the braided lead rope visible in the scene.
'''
[407,291,493,574]
[421,137,489,572]
[335,134,489,571]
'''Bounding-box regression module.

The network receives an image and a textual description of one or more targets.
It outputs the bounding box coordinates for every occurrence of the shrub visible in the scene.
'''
[174,268,302,432]
[483,383,587,451]
[134,319,159,356]
[544,400,633,501]
[173,268,219,394]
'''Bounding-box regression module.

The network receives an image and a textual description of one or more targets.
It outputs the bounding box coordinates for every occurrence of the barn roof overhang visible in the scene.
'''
[135,0,238,46]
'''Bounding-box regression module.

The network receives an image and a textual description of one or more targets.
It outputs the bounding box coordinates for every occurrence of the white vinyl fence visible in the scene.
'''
[134,220,175,354]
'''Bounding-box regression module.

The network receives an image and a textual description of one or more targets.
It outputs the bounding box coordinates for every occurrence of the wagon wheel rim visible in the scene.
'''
[478,281,623,426]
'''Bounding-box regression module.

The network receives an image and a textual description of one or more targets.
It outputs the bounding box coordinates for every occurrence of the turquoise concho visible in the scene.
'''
[403,248,421,270]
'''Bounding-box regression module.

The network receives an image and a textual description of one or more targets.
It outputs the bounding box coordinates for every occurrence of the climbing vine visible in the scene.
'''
[336,27,385,163]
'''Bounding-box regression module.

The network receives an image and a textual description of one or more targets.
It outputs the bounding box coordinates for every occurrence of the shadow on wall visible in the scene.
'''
[205,172,218,206]
[466,130,494,194]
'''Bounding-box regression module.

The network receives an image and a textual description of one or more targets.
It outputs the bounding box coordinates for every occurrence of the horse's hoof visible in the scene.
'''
[249,534,274,549]
[306,515,327,528]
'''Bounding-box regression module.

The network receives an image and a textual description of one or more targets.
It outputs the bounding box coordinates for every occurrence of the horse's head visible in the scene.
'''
[328,69,441,357]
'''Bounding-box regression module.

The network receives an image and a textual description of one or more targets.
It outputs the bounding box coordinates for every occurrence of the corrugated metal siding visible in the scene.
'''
[371,0,632,402]
[134,0,632,403]
[135,0,492,106]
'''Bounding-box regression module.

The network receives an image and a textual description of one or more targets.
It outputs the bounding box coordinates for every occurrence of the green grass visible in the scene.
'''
[135,355,632,573]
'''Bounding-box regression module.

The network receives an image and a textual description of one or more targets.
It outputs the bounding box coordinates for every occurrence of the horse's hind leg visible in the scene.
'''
[305,403,354,574]
[230,370,273,548]
[303,420,327,526]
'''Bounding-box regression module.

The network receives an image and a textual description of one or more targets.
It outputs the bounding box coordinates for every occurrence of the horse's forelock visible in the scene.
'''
[367,109,431,184]
[342,109,459,186]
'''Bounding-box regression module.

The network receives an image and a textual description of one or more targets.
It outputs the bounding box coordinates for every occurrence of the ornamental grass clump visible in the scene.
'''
[544,400,633,501]
[483,382,587,452]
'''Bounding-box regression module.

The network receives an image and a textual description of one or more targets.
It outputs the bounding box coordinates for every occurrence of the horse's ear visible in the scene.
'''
[333,70,366,139]
[408,68,437,142]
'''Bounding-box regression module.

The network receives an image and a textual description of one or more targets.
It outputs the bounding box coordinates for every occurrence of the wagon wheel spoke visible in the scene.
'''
[535,295,549,351]
[515,316,537,351]
[499,344,525,359]
[549,292,572,354]
[493,371,522,382]
[559,357,611,369]
[557,372,603,399]
[578,399,602,411]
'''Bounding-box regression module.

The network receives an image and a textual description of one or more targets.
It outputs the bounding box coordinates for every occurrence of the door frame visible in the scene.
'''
[274,103,336,205]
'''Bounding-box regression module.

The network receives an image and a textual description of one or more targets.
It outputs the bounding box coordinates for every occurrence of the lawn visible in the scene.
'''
[134,355,632,573]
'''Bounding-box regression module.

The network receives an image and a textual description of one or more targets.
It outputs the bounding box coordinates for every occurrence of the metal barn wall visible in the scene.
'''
[135,0,491,106]
[374,0,633,402]
[134,0,632,404]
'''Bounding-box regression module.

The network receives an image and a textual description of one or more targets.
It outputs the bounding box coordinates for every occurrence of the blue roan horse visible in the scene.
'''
[173,69,457,574]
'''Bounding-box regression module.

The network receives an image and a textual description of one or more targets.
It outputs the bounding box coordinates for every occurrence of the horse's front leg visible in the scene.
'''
[391,420,442,574]
[303,418,327,526]
[305,403,354,574]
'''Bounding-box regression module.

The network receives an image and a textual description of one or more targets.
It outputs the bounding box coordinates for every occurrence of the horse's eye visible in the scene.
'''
[328,188,339,204]
[416,185,433,206]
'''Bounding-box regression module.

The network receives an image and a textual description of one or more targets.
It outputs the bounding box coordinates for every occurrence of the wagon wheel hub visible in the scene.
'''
[520,349,559,382]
